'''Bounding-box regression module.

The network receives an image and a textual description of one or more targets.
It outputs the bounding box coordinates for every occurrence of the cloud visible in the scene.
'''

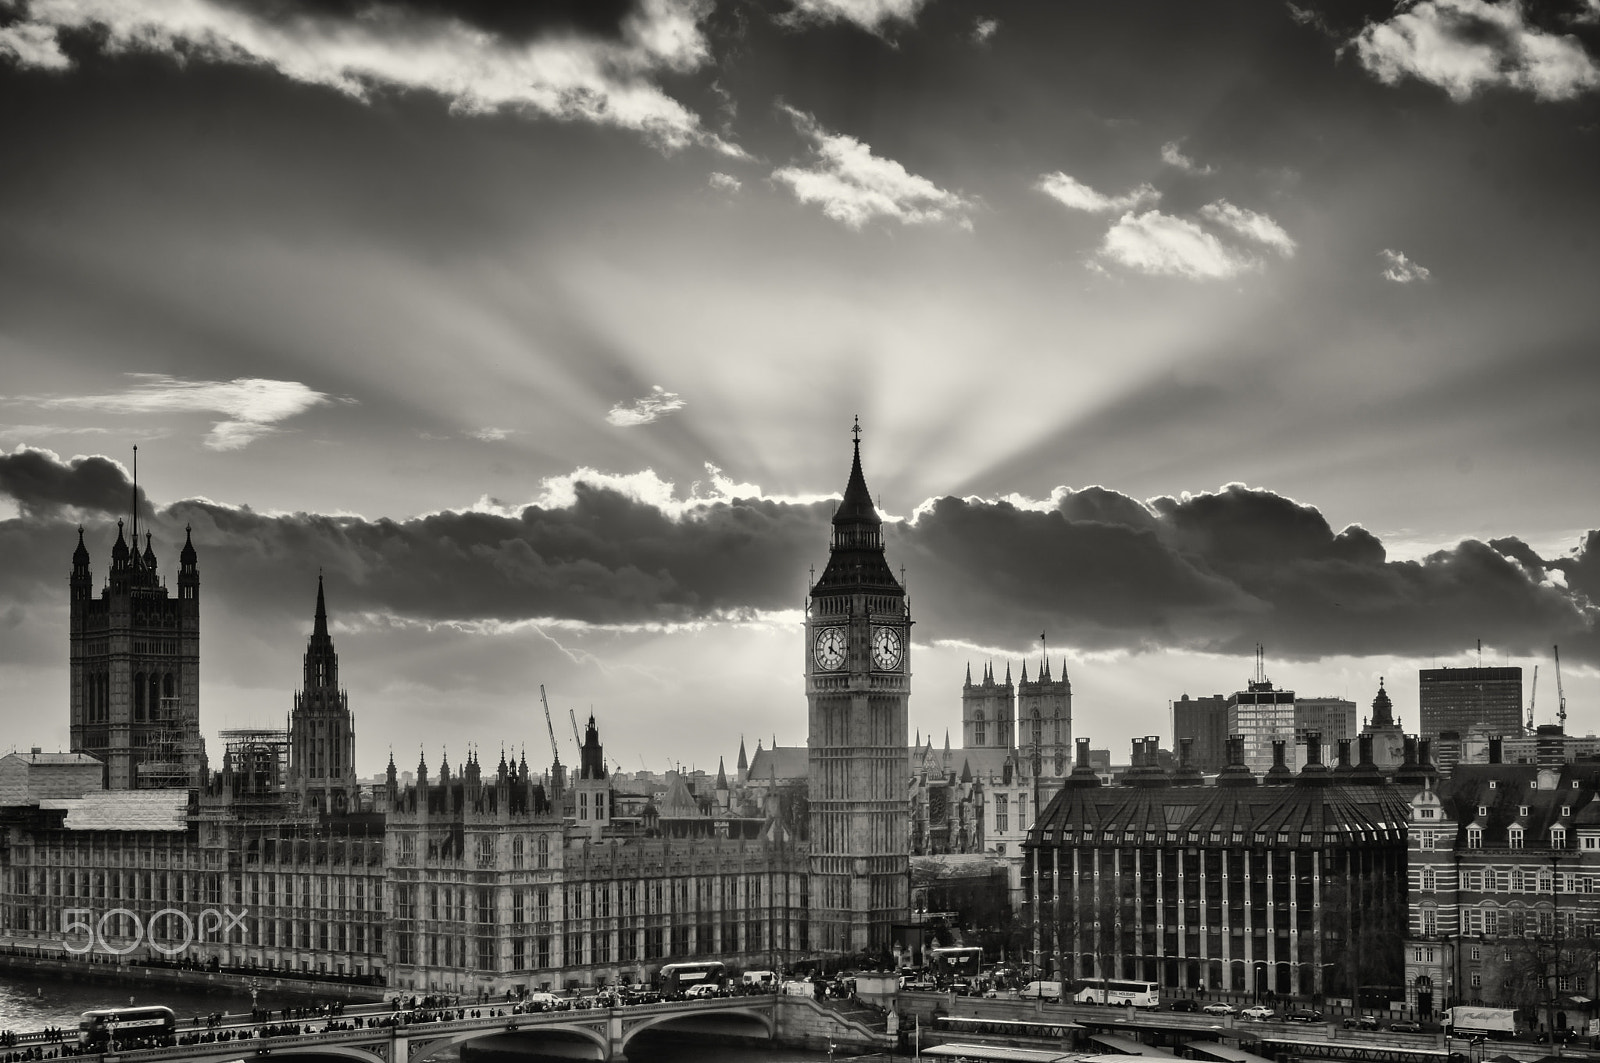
[1036,171,1161,214]
[467,427,515,442]
[781,0,932,34]
[709,171,742,193]
[606,385,687,427]
[1099,211,1259,280]
[0,425,109,440]
[1286,3,1337,38]
[972,17,999,43]
[0,18,72,69]
[1160,140,1216,175]
[1349,0,1600,102]
[11,374,333,451]
[771,106,973,229]
[0,0,742,156]
[1199,199,1296,256]
[1380,247,1433,283]
[0,451,1595,667]
[0,447,149,521]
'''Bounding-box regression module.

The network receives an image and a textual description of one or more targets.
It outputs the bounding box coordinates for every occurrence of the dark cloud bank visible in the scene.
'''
[2,448,1596,663]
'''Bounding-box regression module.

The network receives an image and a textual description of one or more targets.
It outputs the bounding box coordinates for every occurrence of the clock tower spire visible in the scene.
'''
[806,418,911,955]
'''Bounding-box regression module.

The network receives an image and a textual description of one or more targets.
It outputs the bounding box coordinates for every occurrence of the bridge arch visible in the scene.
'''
[407,1021,609,1063]
[261,1047,390,1063]
[617,1003,774,1053]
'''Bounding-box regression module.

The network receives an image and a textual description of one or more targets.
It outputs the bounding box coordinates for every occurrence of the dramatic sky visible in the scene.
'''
[2,0,1598,775]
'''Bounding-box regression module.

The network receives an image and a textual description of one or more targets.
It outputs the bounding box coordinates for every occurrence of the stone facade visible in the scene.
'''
[69,522,204,790]
[1403,754,1600,1024]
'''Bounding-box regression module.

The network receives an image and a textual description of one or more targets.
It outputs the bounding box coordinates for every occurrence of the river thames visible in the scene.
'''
[0,972,884,1063]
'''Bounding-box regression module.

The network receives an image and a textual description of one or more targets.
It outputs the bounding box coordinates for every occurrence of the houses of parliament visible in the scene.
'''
[0,430,936,994]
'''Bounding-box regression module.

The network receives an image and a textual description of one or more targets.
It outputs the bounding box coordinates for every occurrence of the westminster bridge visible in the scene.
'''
[87,997,811,1063]
[48,995,902,1063]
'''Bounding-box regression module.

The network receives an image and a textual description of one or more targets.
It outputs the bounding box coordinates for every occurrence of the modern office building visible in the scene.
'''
[1295,697,1357,745]
[1229,681,1297,776]
[1418,666,1522,742]
[1172,693,1229,773]
[1024,734,1414,999]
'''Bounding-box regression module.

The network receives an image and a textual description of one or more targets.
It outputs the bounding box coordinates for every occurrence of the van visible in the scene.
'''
[1019,980,1063,1003]
[781,980,815,997]
[742,970,776,987]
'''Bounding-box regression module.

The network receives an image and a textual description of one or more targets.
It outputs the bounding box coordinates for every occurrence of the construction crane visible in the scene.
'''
[1527,665,1539,732]
[569,707,584,749]
[1555,645,1568,730]
[539,684,562,772]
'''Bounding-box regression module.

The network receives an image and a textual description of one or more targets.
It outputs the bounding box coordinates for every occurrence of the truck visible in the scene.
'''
[1446,1006,1520,1038]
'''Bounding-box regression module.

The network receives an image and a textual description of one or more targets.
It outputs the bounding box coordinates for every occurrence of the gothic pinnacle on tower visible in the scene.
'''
[812,417,902,596]
[313,573,331,641]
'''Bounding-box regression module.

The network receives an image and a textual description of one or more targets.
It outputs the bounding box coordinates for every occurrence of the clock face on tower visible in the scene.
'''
[813,627,846,671]
[870,626,903,670]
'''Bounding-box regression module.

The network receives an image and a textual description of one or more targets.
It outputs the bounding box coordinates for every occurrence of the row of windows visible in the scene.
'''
[971,710,1064,748]
[395,832,552,868]
[1422,867,1600,893]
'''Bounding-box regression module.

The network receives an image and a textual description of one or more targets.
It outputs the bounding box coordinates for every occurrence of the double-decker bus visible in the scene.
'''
[930,945,985,980]
[658,960,727,997]
[78,1006,177,1048]
[1072,979,1159,1007]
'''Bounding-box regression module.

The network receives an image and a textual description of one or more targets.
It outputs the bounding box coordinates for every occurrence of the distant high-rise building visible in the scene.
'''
[1296,697,1357,745]
[1230,681,1296,776]
[1418,666,1522,742]
[1172,694,1229,773]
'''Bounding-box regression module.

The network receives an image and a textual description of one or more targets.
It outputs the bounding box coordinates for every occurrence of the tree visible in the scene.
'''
[1482,919,1599,1030]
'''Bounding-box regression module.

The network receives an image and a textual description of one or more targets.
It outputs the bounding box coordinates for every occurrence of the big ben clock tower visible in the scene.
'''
[806,419,911,955]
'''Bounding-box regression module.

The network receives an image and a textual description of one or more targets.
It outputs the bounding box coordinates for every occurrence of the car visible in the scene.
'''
[1241,1005,1277,1021]
[618,987,660,1005]
[523,992,560,1012]
[1202,1002,1237,1015]
[1168,999,1200,1013]
[1284,1009,1324,1024]
[1387,1020,1423,1033]
[684,983,721,999]
[1343,1015,1379,1030]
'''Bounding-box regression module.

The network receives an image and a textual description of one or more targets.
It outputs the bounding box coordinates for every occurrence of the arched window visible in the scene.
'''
[1031,709,1042,748]
[1055,753,1067,775]
[133,672,145,721]
[1053,711,1063,745]
[973,710,986,746]
[537,833,549,870]
[163,673,175,699]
